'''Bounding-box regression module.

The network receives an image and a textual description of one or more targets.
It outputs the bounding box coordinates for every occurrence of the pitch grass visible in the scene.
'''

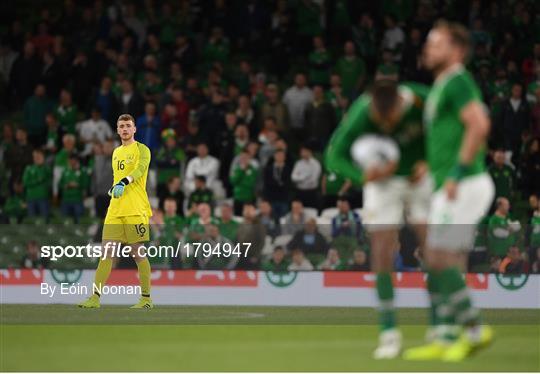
[1,306,539,371]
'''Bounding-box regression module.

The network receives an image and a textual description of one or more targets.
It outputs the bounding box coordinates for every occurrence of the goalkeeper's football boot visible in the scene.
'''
[442,325,494,362]
[78,294,100,308]
[130,296,154,309]
[373,328,402,359]
[402,341,448,361]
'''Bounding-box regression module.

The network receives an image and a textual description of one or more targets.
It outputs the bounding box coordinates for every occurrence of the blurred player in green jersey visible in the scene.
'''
[403,21,495,362]
[325,79,431,359]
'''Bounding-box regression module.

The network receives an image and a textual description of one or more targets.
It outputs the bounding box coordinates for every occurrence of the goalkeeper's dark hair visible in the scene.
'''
[371,80,399,117]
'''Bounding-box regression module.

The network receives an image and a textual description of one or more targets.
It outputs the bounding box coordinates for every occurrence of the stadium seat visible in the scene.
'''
[304,208,318,220]
[273,234,292,249]
[320,208,338,220]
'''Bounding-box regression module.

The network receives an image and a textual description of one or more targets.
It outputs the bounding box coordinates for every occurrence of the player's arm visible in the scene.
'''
[324,96,370,185]
[458,102,490,165]
[445,77,489,198]
[110,144,151,198]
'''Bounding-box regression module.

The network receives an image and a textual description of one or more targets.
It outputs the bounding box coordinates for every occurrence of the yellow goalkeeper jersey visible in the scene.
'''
[106,141,152,217]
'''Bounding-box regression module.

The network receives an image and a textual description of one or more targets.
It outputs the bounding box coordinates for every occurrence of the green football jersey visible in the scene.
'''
[530,214,540,248]
[324,83,429,185]
[424,66,486,190]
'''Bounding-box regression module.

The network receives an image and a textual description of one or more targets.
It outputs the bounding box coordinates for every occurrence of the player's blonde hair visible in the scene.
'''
[117,113,136,126]
[433,20,471,53]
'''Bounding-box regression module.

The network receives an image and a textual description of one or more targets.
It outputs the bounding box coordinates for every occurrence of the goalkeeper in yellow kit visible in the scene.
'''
[79,114,154,309]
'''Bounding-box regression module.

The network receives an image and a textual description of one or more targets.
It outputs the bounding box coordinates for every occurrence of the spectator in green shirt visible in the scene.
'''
[22,149,51,220]
[56,89,78,135]
[203,27,230,65]
[230,150,259,215]
[59,155,87,223]
[335,41,366,97]
[218,203,239,242]
[488,149,514,200]
[188,175,214,212]
[375,49,399,81]
[156,129,185,198]
[308,36,332,86]
[161,197,185,269]
[487,197,521,259]
[261,246,289,272]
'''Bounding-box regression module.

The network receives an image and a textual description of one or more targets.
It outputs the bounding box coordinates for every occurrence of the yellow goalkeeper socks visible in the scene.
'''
[136,258,151,297]
[93,258,113,296]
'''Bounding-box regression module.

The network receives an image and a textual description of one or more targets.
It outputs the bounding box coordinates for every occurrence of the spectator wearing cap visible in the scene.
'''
[155,129,185,198]
[291,145,321,210]
[184,143,220,195]
[230,149,259,216]
[59,154,87,223]
[76,108,113,158]
[136,101,161,152]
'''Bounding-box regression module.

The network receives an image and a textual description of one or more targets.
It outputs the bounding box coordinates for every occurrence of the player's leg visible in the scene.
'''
[364,178,405,359]
[79,215,125,308]
[404,174,495,361]
[125,216,153,308]
[371,228,402,359]
[408,173,440,341]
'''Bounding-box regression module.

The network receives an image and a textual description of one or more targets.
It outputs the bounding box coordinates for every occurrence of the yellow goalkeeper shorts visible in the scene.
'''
[102,215,150,244]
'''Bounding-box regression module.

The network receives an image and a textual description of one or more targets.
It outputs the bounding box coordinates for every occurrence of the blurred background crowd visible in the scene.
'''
[0,0,539,274]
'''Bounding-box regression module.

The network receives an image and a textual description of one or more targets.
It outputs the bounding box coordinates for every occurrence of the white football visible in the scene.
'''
[350,134,400,171]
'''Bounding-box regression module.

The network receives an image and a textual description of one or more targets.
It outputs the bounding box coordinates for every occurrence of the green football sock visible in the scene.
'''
[427,270,442,327]
[93,258,113,296]
[136,257,152,297]
[438,267,479,341]
[376,272,396,331]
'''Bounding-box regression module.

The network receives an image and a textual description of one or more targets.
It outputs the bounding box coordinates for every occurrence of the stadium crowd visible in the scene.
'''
[0,0,539,274]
